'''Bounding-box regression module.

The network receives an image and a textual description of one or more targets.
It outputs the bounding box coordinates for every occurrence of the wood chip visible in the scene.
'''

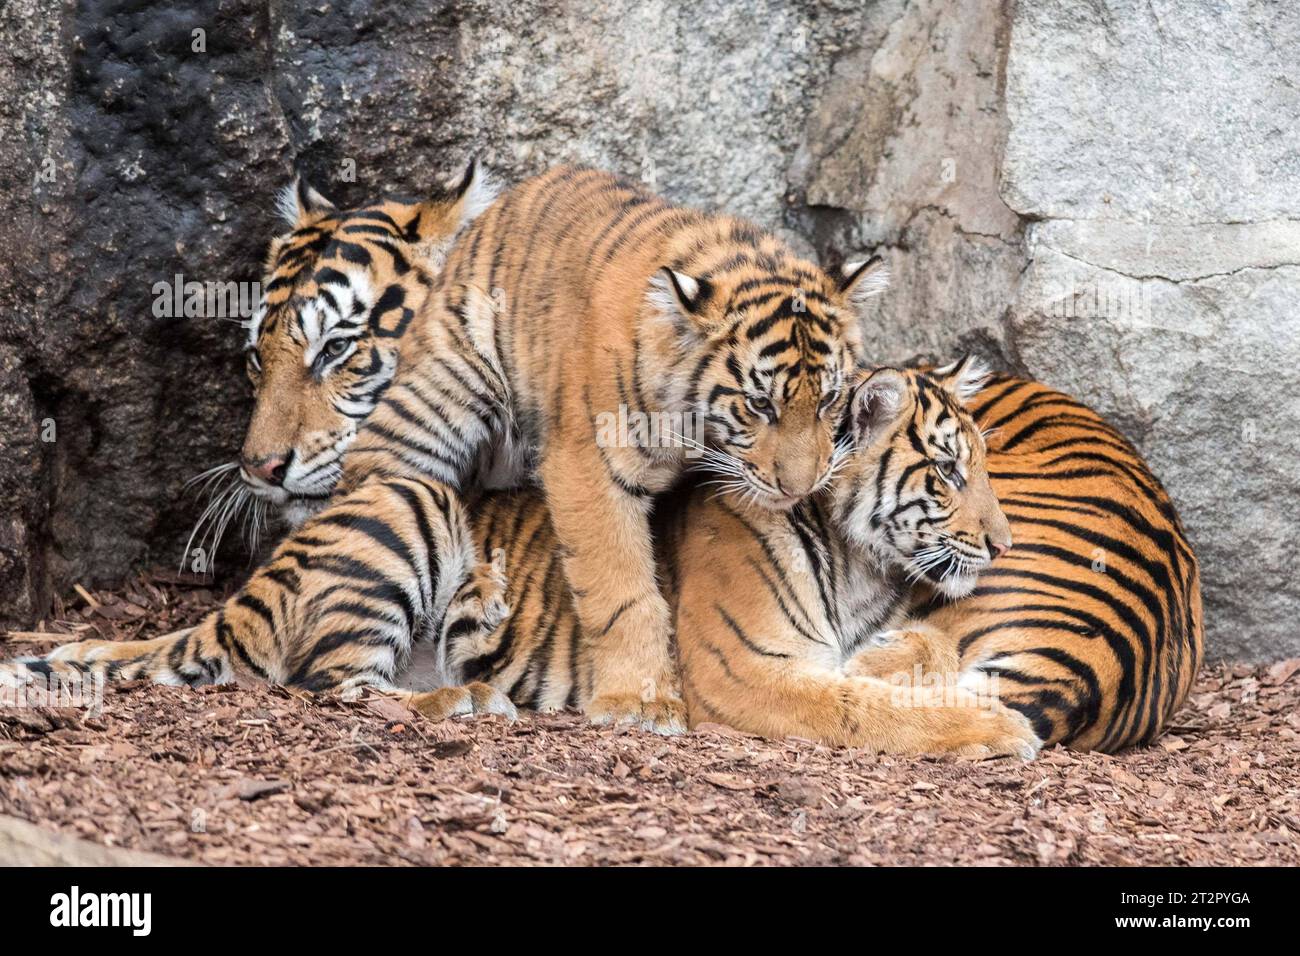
[0,573,1296,866]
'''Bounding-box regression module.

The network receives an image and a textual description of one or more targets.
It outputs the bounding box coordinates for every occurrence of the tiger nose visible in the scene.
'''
[243,453,289,486]
[988,536,1012,560]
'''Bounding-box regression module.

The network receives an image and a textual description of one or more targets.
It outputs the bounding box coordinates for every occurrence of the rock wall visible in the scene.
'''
[0,0,1293,659]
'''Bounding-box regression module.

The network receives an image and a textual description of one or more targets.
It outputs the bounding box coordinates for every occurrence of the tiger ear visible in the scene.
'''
[399,157,500,247]
[837,254,890,306]
[932,354,991,403]
[849,367,909,446]
[276,175,336,229]
[646,267,714,340]
[446,156,499,228]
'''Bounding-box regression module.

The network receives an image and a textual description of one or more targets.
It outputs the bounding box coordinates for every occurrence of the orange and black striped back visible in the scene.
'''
[915,375,1203,751]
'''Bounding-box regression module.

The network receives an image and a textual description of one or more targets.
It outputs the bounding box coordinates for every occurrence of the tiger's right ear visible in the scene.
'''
[646,267,714,341]
[849,367,909,446]
[276,175,336,229]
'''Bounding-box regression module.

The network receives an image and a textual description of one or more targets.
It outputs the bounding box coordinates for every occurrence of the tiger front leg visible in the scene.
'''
[539,440,686,735]
[846,622,962,684]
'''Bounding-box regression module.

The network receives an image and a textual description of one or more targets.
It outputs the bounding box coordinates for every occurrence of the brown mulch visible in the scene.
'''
[1,573,1297,866]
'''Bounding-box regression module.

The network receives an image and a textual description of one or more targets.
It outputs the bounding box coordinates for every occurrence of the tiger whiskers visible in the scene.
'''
[666,430,746,481]
[812,434,857,494]
[179,462,258,574]
[904,545,952,585]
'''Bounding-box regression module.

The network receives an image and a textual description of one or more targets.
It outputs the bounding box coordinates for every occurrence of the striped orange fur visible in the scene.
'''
[906,374,1204,750]
[430,364,1202,754]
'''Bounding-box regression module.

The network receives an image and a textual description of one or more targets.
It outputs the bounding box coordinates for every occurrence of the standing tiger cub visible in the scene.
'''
[335,166,882,731]
[1,166,884,735]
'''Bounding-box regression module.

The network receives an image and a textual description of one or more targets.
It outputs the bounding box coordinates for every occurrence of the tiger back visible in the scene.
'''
[908,375,1204,751]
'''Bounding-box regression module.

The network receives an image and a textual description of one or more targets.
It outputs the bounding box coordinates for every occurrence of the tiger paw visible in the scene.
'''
[945,704,1041,762]
[0,663,32,691]
[448,549,511,632]
[406,682,518,721]
[586,691,688,736]
[848,623,959,681]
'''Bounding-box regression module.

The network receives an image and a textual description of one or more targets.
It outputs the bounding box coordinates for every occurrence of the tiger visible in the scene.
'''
[1,166,886,735]
[438,361,1034,757]
[0,159,506,712]
[906,373,1205,750]
[435,359,1203,754]
[186,157,496,548]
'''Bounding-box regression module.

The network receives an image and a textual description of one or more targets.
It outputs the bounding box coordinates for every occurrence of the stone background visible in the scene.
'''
[0,0,1295,659]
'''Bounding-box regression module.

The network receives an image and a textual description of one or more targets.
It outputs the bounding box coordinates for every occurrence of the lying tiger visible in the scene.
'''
[1,164,888,734]
[444,359,1046,757]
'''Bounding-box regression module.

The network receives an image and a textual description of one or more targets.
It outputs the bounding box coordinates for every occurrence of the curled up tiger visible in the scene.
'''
[1,164,891,734]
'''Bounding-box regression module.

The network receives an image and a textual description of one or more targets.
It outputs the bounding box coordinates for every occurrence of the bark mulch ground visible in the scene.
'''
[1,570,1297,866]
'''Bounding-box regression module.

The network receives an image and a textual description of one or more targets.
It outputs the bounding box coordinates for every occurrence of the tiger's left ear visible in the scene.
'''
[932,354,991,403]
[849,367,909,446]
[646,267,715,343]
[276,175,337,229]
[837,254,890,305]
[444,156,498,230]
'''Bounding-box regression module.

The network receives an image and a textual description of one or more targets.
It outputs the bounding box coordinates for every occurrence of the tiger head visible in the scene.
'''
[187,160,494,559]
[648,234,887,510]
[834,357,1012,598]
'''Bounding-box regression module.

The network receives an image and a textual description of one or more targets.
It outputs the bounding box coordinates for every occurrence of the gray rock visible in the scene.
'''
[1003,0,1300,224]
[994,0,1300,661]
